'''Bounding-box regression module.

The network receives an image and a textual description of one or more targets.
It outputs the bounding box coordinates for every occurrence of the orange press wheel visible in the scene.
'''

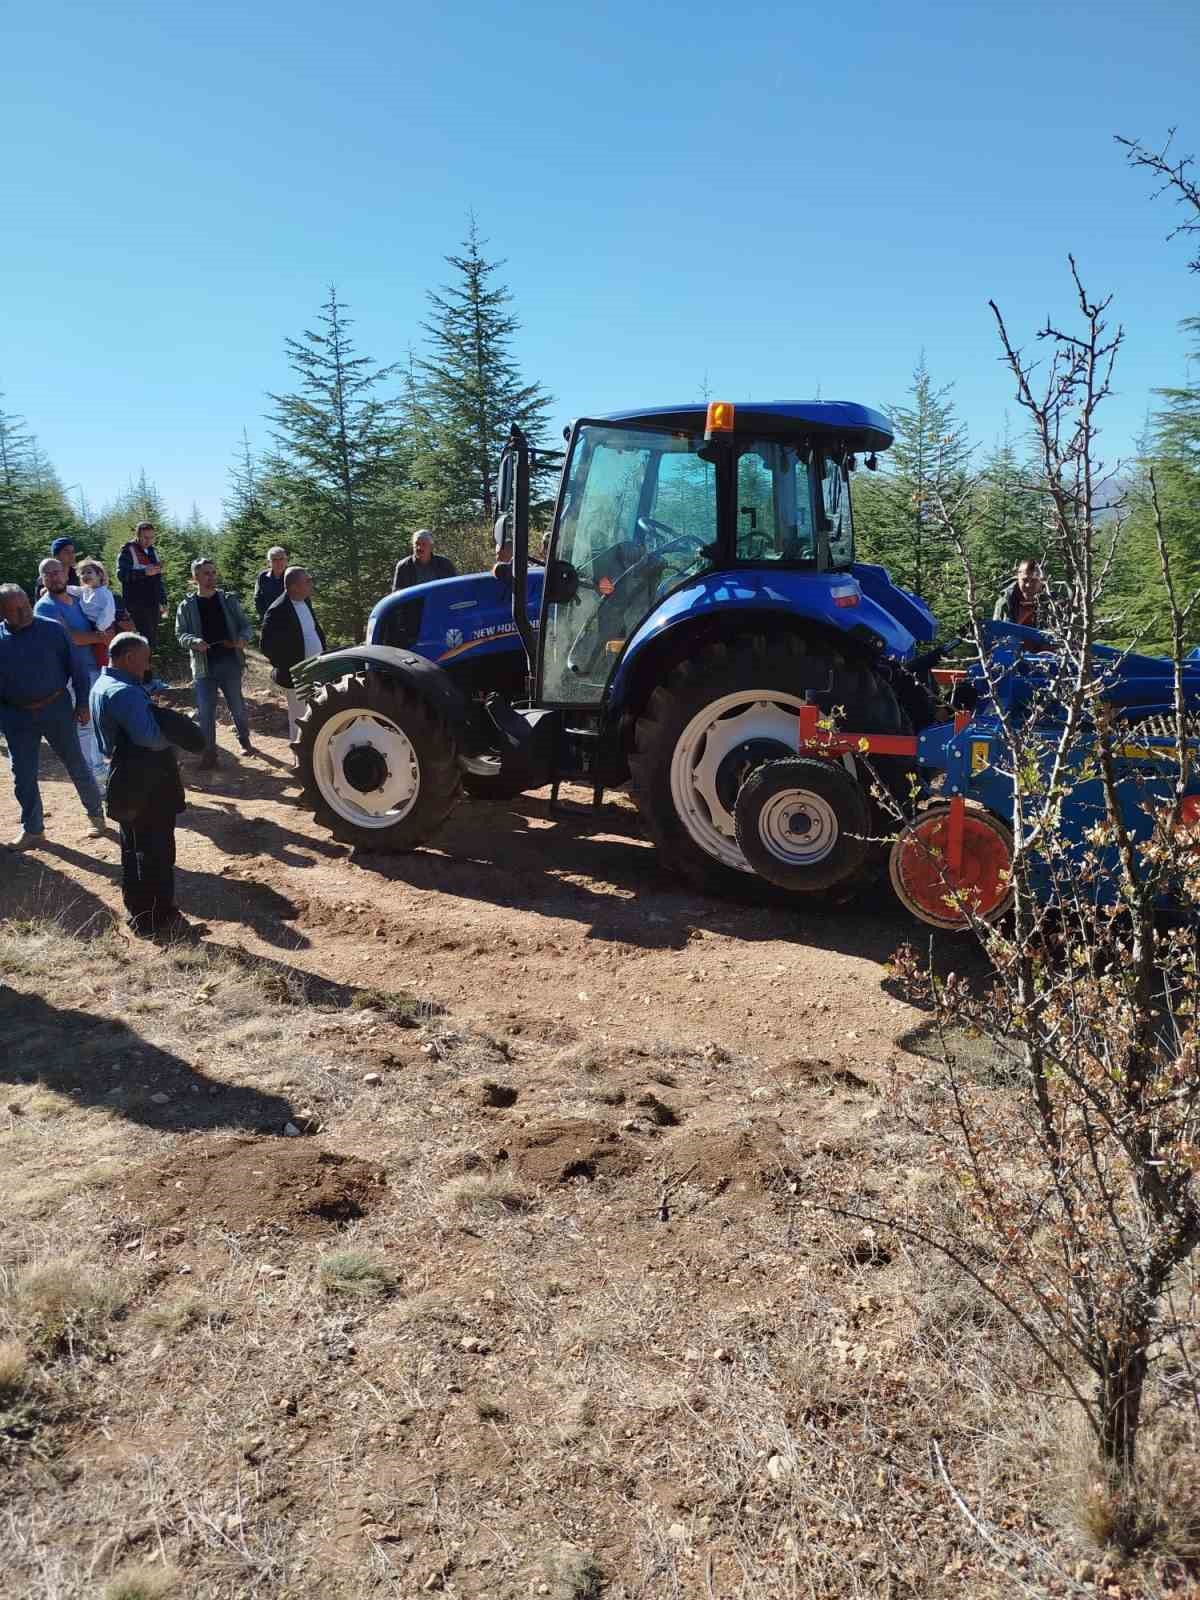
[888,802,1014,931]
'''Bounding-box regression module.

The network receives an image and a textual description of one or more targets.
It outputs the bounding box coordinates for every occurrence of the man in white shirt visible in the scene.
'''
[260,567,327,759]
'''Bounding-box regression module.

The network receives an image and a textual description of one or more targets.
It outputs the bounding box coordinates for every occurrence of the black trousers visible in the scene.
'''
[127,601,160,651]
[119,805,177,931]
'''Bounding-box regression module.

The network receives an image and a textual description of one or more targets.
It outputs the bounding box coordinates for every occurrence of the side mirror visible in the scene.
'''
[543,559,580,605]
[495,449,514,513]
[493,511,511,552]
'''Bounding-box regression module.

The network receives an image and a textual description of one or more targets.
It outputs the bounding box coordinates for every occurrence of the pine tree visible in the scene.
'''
[967,421,1047,607]
[854,357,971,628]
[1110,317,1200,650]
[419,219,553,528]
[0,392,84,592]
[220,430,280,605]
[267,286,399,639]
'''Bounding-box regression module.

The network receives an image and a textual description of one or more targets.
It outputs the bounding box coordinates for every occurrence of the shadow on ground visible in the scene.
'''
[0,985,300,1136]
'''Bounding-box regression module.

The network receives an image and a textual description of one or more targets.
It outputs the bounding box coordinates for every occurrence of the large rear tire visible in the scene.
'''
[628,634,904,898]
[296,672,461,850]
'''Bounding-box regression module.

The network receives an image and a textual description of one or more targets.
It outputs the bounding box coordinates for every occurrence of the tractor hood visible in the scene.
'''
[368,569,542,665]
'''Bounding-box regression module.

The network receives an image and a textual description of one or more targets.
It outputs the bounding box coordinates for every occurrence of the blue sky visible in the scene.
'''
[3,0,1197,530]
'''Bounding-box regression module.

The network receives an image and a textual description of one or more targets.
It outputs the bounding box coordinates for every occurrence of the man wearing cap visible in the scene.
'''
[254,545,290,621]
[0,582,106,848]
[33,537,79,599]
[118,522,168,650]
[392,530,456,591]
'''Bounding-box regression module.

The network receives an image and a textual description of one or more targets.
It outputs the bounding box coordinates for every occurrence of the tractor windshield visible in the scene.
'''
[540,425,717,705]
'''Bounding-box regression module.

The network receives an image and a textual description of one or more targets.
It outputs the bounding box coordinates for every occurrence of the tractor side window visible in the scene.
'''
[820,456,854,568]
[735,442,814,563]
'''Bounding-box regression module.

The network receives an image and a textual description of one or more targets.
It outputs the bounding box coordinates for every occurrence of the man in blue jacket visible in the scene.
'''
[91,632,188,935]
[0,583,106,849]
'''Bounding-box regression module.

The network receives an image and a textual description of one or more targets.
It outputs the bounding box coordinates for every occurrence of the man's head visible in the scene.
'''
[38,558,67,595]
[1016,558,1044,600]
[284,565,313,603]
[191,558,219,594]
[267,545,288,576]
[51,537,76,569]
[109,632,152,681]
[412,530,434,564]
[135,521,156,547]
[0,584,33,631]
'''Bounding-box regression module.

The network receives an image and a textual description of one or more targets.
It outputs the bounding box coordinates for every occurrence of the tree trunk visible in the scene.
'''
[1098,1338,1148,1469]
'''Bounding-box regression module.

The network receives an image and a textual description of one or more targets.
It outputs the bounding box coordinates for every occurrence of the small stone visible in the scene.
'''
[150,1092,170,1105]
[283,1122,301,1137]
[460,1335,489,1354]
[362,1072,383,1086]
[422,1042,438,1058]
[714,1347,732,1363]
[766,1453,794,1480]
[668,1521,688,1542]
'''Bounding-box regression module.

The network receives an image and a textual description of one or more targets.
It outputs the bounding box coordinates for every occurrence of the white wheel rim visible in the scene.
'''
[669,691,810,872]
[463,751,503,778]
[312,708,420,829]
[755,788,840,866]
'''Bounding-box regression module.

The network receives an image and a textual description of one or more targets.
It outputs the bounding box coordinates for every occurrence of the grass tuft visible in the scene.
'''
[540,1543,605,1599]
[103,1562,180,1600]
[318,1250,395,1298]
[440,1173,534,1217]
[0,1339,28,1398]
[142,1295,224,1336]
[2,1260,124,1358]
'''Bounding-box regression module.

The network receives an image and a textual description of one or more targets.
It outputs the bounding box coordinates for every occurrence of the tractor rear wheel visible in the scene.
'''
[297,672,461,850]
[628,634,904,898]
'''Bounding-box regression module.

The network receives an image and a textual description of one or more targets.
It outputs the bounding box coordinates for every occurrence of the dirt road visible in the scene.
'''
[1,674,925,1068]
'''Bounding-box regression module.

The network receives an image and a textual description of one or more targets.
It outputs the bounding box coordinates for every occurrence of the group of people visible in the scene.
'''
[0,523,329,938]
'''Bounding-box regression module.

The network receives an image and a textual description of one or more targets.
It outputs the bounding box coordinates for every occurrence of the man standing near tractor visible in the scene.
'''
[393,530,456,591]
[175,557,256,769]
[994,557,1053,629]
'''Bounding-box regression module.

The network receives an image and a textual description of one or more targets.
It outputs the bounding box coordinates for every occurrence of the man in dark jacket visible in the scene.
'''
[393,530,456,591]
[117,522,168,649]
[260,567,327,754]
[91,632,202,936]
[993,558,1055,630]
[253,546,290,621]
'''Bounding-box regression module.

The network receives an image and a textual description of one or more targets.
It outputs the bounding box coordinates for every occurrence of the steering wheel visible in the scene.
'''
[635,516,707,558]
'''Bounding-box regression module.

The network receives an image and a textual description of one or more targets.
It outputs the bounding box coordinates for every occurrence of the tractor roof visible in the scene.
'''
[600,401,894,453]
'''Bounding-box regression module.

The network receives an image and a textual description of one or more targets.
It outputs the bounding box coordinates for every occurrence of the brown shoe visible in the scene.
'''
[6,830,45,850]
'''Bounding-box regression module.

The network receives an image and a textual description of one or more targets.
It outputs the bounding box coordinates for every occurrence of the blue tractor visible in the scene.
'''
[291,401,941,899]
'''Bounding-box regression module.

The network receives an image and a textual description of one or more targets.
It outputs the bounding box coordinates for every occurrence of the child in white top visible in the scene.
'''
[69,558,117,670]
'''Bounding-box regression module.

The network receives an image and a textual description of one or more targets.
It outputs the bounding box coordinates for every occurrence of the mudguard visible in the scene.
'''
[291,645,469,736]
[606,567,924,711]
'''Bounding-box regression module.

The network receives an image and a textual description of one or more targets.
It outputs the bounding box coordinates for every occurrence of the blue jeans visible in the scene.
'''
[2,693,105,833]
[195,656,250,751]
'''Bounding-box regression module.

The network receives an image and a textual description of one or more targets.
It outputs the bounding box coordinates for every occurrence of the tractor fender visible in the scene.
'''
[605,569,920,717]
[299,645,470,738]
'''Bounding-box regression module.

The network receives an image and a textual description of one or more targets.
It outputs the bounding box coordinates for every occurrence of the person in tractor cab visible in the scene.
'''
[994,558,1053,630]
[393,530,456,591]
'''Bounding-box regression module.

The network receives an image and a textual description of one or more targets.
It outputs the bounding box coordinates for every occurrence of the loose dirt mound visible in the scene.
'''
[495,1118,643,1184]
[117,1135,388,1235]
[662,1123,790,1195]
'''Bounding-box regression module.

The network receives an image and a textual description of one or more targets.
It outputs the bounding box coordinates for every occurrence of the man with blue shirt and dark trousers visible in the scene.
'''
[0,583,106,849]
[91,632,196,936]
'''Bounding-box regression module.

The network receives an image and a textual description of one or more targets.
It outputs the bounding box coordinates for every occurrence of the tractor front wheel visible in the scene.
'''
[296,672,461,850]
[629,634,904,898]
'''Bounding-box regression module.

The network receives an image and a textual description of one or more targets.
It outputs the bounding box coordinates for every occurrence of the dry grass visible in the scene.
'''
[317,1249,394,1298]
[0,1259,124,1358]
[4,910,1200,1599]
[102,1562,180,1600]
[439,1171,534,1215]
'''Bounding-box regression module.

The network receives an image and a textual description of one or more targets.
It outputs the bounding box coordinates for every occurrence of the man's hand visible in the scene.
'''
[160,604,168,618]
[76,707,90,727]
[69,629,105,646]
[103,625,117,642]
[193,639,209,653]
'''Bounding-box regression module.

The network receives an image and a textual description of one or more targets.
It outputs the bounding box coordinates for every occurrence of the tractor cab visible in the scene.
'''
[495,402,897,712]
